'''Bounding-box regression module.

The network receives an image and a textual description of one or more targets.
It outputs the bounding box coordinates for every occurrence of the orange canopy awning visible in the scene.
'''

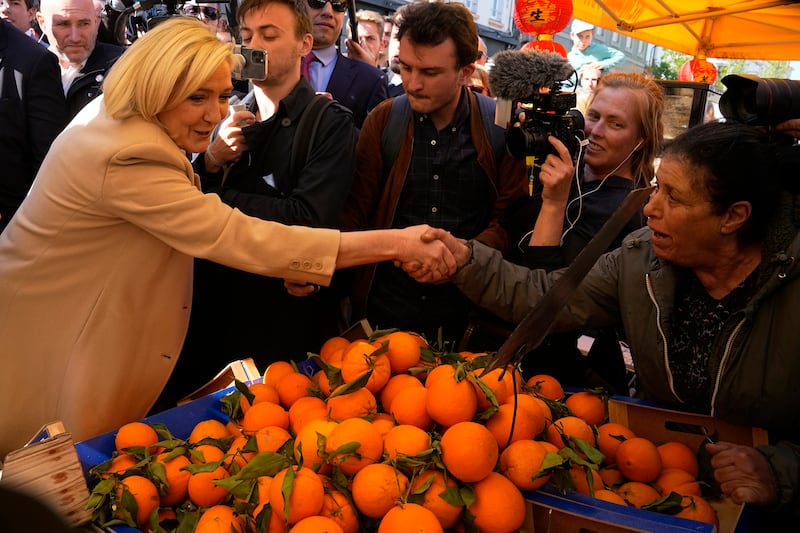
[570,0,800,60]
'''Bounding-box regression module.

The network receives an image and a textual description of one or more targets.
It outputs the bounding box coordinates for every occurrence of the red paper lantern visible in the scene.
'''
[514,0,574,36]
[521,37,568,58]
[678,58,718,84]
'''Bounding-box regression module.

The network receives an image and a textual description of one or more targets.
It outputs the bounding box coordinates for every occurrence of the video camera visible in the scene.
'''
[720,74,800,126]
[487,50,585,163]
[506,86,586,161]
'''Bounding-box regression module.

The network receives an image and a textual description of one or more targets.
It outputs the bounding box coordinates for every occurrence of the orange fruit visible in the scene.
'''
[226,434,256,469]
[379,503,443,533]
[596,422,636,465]
[546,415,596,449]
[379,373,424,413]
[565,391,607,426]
[616,481,661,508]
[102,453,139,478]
[253,476,272,518]
[517,391,552,423]
[371,412,396,440]
[326,417,383,475]
[188,419,231,445]
[380,330,425,373]
[248,382,281,405]
[423,363,456,389]
[241,400,289,433]
[526,374,564,400]
[498,439,552,491]
[115,421,160,453]
[326,385,377,421]
[653,468,702,497]
[116,475,160,527]
[598,466,625,489]
[485,400,545,450]
[187,465,231,507]
[408,468,462,529]
[470,367,517,410]
[276,371,316,409]
[263,361,297,388]
[569,464,604,496]
[351,463,409,519]
[315,370,334,397]
[254,425,292,454]
[467,472,526,533]
[154,452,192,506]
[383,424,431,459]
[289,396,327,433]
[657,441,699,478]
[269,466,325,524]
[289,515,344,533]
[440,421,498,483]
[594,489,628,506]
[340,340,392,393]
[195,504,246,533]
[293,419,336,472]
[190,443,225,465]
[320,336,351,363]
[615,437,663,483]
[675,495,720,527]
[425,371,478,427]
[320,488,359,533]
[389,386,433,430]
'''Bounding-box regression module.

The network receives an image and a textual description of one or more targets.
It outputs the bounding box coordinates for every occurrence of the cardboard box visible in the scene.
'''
[525,396,767,533]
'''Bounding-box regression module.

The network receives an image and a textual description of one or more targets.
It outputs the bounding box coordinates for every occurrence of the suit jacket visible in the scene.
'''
[65,41,124,119]
[0,20,67,232]
[325,52,388,128]
[0,96,340,455]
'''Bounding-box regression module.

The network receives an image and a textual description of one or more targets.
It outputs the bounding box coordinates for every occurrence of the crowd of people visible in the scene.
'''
[1,0,799,523]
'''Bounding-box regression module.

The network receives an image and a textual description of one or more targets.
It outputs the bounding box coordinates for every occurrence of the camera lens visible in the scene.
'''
[720,74,800,125]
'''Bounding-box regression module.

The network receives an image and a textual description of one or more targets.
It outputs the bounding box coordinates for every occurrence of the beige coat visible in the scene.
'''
[0,98,340,456]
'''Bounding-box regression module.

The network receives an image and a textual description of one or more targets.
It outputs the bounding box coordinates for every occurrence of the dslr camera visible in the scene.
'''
[720,74,800,126]
[505,84,586,162]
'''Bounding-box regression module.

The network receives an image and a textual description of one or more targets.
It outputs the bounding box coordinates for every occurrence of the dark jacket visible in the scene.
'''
[0,20,67,232]
[325,52,388,128]
[64,41,124,119]
[340,90,528,321]
[454,214,800,514]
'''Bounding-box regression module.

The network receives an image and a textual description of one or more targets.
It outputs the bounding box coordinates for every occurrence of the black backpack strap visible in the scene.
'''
[290,94,335,179]
[475,92,508,167]
[380,95,412,176]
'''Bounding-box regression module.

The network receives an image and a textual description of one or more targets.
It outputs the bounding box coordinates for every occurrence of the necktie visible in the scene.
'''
[301,53,317,88]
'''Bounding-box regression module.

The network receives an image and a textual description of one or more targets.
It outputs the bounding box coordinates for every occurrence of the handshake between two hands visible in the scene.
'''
[284,225,470,297]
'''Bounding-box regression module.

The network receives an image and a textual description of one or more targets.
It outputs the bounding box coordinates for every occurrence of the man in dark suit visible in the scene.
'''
[36,0,124,119]
[303,0,387,128]
[0,19,67,232]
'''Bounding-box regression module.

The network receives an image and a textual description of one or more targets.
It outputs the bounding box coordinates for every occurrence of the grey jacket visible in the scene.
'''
[453,225,800,513]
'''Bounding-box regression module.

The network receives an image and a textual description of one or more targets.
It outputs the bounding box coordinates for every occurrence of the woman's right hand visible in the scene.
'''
[206,110,256,168]
[538,135,576,205]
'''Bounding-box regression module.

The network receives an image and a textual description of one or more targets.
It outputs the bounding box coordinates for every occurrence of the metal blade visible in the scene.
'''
[483,186,654,375]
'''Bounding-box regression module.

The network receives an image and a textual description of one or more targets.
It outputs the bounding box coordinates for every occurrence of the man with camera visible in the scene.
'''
[338,1,527,343]
[156,0,358,409]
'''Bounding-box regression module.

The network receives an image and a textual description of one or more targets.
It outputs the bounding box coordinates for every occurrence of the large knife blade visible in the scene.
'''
[482,185,654,376]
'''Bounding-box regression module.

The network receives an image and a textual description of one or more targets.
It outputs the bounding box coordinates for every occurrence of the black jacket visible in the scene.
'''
[0,20,67,232]
[65,41,124,119]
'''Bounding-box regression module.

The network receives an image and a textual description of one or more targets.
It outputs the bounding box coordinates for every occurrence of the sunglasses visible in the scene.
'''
[306,0,347,13]
[182,5,220,20]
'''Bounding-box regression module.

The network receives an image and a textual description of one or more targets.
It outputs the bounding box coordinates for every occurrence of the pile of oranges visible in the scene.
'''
[86,329,720,532]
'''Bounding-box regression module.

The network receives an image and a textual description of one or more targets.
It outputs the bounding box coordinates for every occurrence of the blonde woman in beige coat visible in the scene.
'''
[0,18,456,457]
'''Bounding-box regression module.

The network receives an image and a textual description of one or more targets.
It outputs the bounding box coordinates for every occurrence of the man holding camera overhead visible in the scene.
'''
[302,0,387,127]
[156,0,358,409]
